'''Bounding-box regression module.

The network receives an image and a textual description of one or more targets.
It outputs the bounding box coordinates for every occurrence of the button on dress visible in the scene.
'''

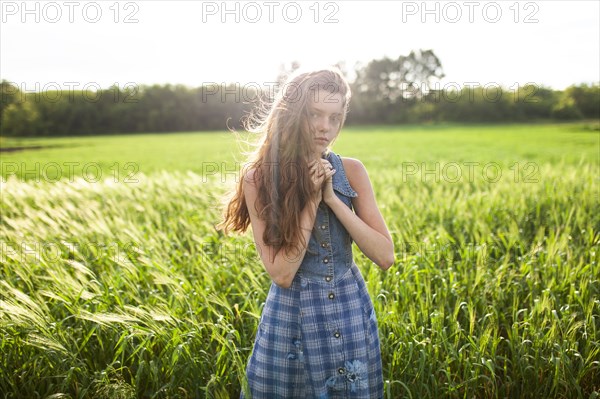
[242,151,384,399]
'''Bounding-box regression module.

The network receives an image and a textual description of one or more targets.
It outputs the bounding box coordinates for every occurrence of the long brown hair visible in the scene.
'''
[216,66,351,259]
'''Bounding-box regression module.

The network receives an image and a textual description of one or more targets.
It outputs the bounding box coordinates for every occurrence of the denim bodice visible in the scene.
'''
[296,151,358,284]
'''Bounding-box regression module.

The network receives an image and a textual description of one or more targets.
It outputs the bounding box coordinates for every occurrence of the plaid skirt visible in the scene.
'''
[241,262,383,398]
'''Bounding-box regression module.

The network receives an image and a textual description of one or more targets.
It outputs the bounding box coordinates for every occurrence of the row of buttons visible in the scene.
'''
[322,237,331,282]
[321,222,344,378]
[320,223,332,280]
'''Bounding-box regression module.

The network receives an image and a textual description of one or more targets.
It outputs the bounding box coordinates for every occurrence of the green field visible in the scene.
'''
[1,123,599,398]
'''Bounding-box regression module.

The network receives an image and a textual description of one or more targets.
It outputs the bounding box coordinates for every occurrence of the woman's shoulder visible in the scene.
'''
[340,156,370,192]
[340,156,367,177]
[241,167,259,193]
[340,156,364,171]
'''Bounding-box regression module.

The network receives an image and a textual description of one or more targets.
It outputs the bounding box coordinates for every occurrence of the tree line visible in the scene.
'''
[1,50,598,137]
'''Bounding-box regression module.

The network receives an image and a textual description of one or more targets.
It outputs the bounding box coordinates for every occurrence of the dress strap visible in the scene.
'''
[327,151,358,198]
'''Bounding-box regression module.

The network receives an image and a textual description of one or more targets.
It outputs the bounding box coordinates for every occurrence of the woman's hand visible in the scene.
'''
[308,158,336,204]
[319,159,336,205]
[308,159,335,204]
[308,159,323,204]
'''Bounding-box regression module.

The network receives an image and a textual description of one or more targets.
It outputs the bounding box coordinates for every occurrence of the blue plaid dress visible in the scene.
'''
[242,151,384,399]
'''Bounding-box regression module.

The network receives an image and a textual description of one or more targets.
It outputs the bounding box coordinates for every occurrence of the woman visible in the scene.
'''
[218,66,394,398]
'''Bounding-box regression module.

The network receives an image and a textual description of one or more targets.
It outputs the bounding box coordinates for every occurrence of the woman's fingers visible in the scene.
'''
[309,163,322,185]
[316,159,331,171]
[319,160,333,173]
[308,159,335,191]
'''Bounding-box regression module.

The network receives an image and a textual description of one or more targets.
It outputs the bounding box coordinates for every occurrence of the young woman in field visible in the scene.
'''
[218,67,394,398]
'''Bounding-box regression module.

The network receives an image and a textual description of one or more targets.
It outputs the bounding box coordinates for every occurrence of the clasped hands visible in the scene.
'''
[308,158,336,205]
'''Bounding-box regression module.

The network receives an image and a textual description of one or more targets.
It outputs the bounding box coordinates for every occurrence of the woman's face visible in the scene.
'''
[307,89,344,158]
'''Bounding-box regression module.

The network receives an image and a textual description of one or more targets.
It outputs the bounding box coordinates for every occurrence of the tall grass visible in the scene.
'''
[0,124,598,398]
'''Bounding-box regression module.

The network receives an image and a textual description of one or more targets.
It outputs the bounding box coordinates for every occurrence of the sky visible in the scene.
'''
[1,0,599,92]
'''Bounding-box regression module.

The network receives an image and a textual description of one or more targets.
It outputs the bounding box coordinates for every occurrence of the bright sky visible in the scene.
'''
[1,1,599,92]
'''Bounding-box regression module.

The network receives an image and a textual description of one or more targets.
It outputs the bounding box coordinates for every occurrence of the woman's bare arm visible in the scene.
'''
[243,163,333,288]
[323,158,395,270]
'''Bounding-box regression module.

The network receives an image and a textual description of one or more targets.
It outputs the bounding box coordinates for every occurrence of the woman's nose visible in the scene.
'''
[317,116,330,132]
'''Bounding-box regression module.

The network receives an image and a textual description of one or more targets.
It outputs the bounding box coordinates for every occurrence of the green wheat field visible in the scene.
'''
[1,122,599,398]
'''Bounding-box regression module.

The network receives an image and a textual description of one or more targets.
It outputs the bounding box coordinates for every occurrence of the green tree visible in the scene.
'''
[0,80,21,128]
[564,83,600,119]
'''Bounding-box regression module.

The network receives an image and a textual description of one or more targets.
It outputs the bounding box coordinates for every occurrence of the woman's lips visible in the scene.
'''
[315,138,329,144]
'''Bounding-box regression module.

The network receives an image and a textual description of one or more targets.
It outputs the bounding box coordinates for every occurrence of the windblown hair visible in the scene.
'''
[216,66,352,259]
